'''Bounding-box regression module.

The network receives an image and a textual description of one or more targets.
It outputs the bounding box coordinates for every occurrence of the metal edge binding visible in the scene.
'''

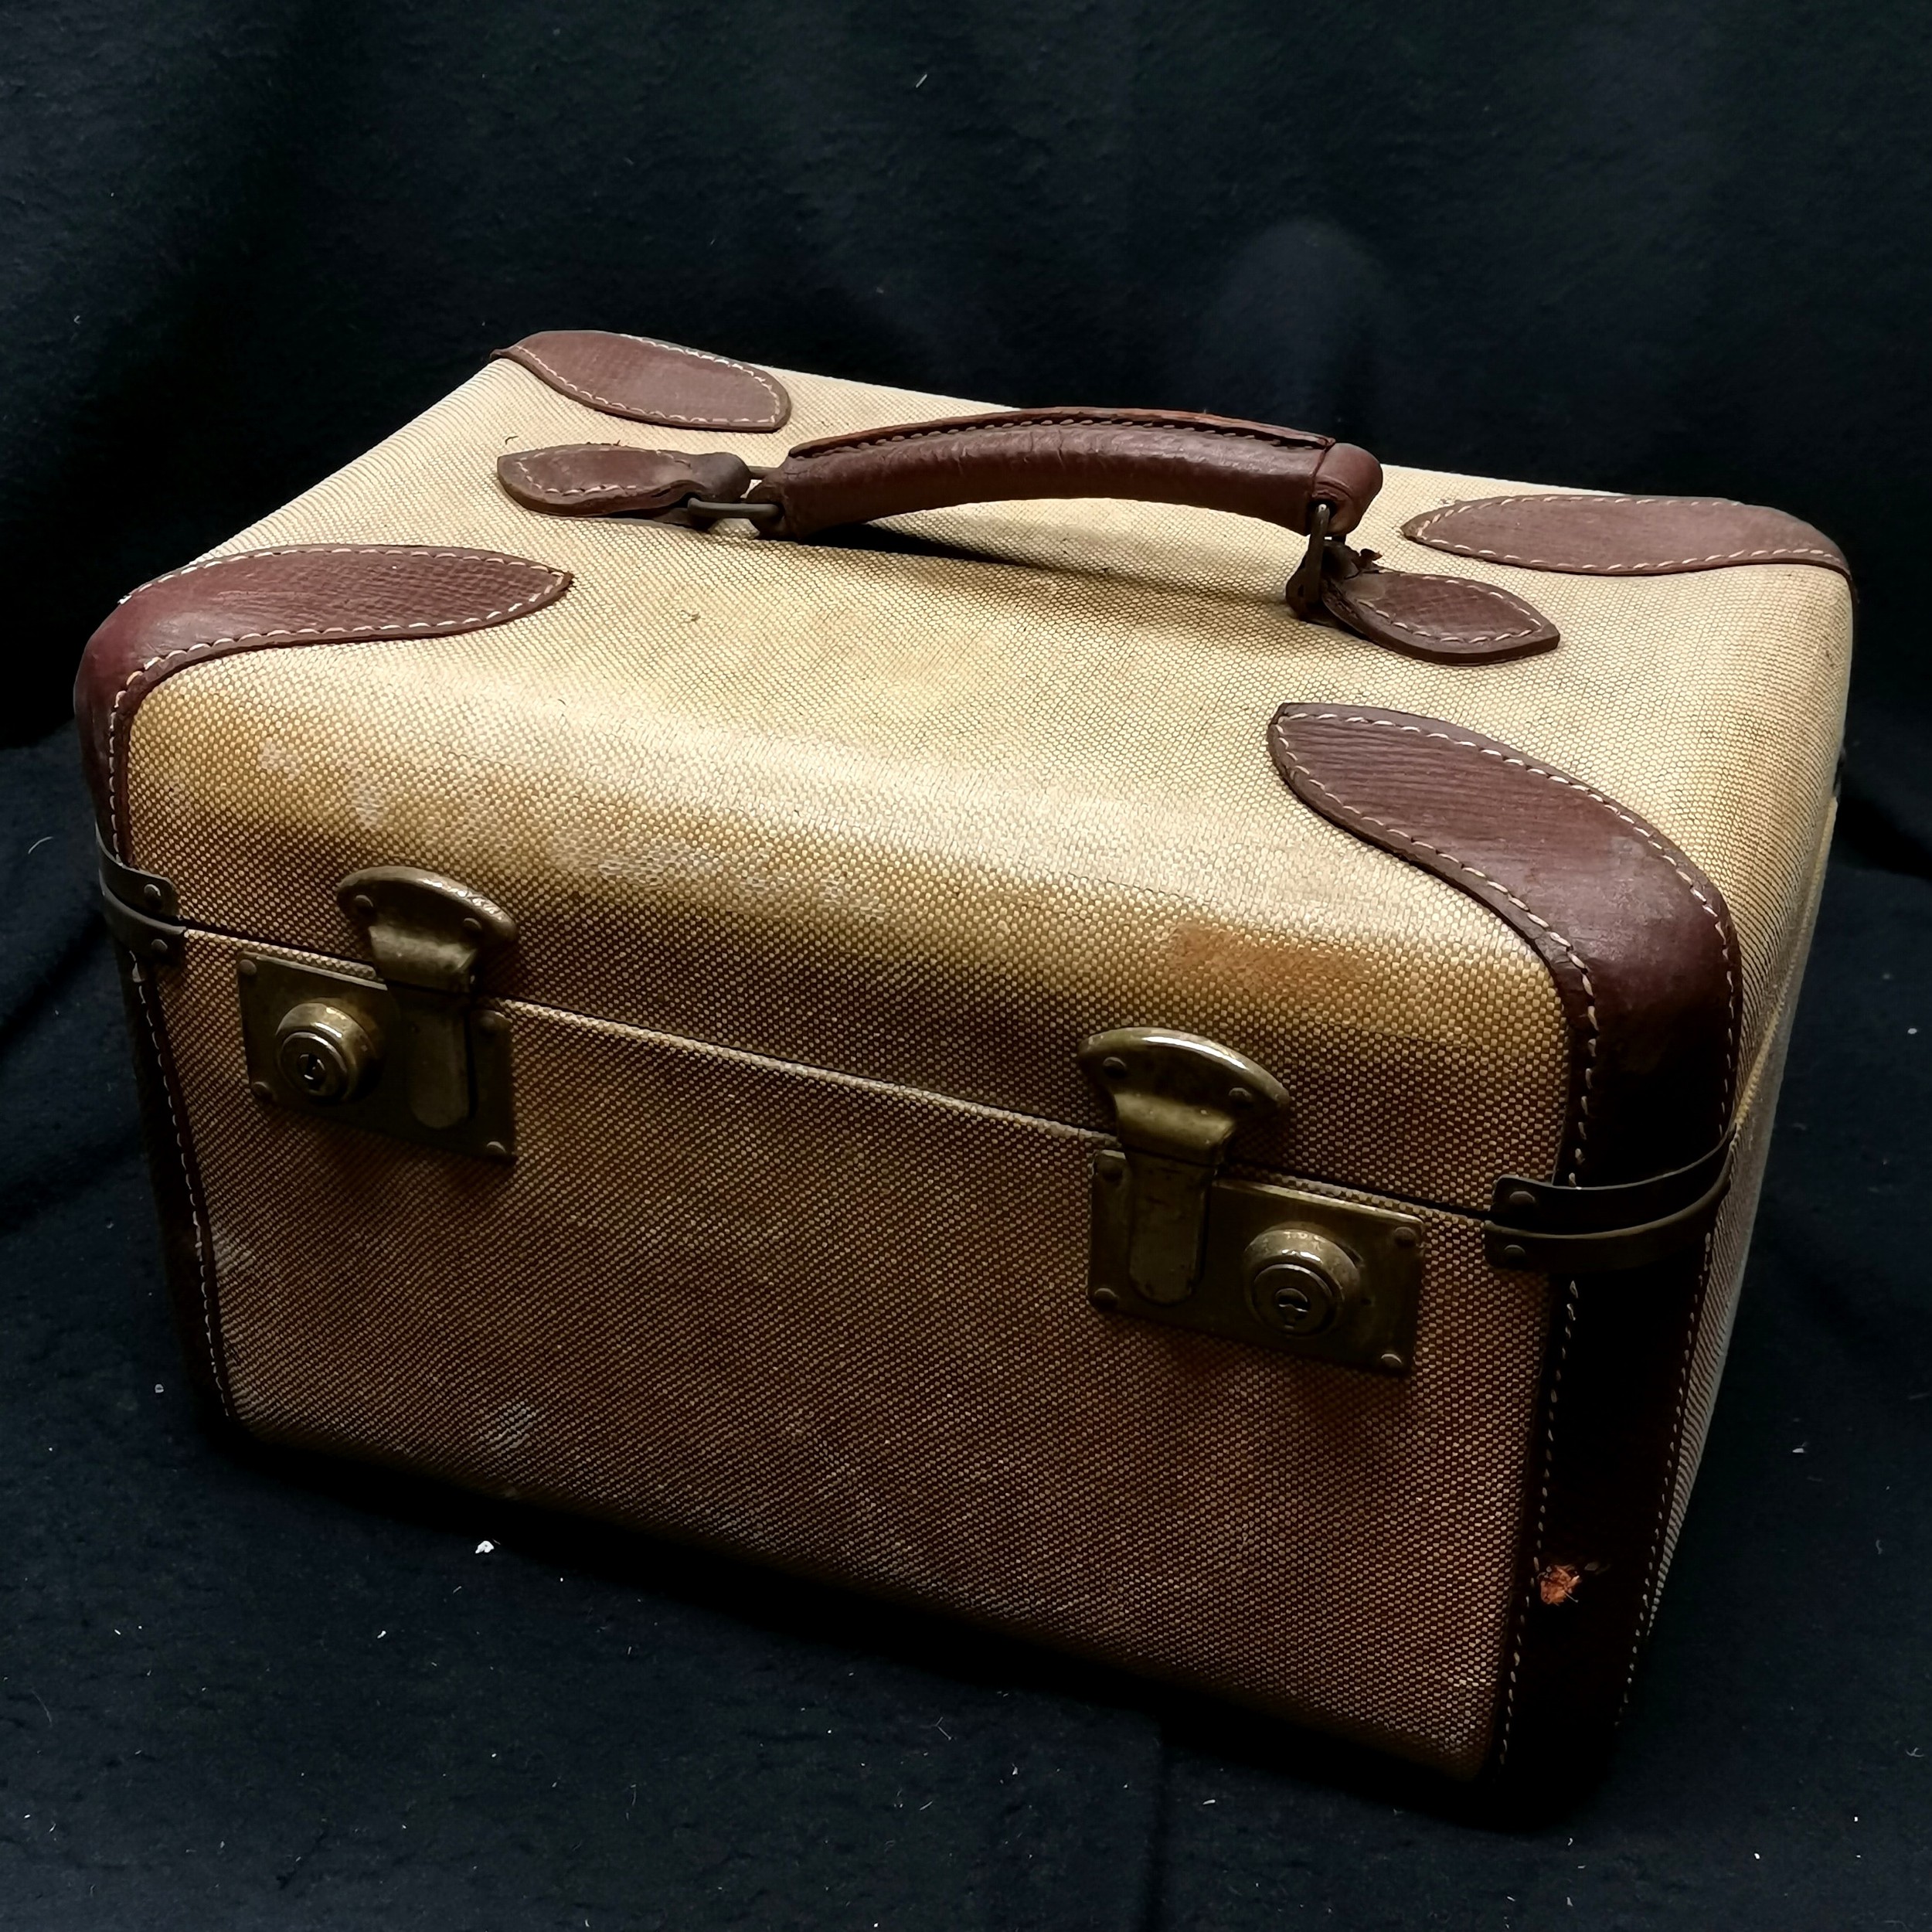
[97,834,184,961]
[1483,1139,1735,1272]
[97,832,180,920]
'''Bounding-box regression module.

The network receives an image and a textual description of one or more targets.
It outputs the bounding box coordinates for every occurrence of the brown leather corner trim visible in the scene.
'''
[496,444,753,517]
[114,945,233,1415]
[1267,702,1745,1802]
[1267,706,1737,1187]
[1320,566,1560,664]
[751,407,1383,540]
[75,545,572,859]
[1400,493,1849,578]
[1484,1241,1714,1808]
[493,330,791,431]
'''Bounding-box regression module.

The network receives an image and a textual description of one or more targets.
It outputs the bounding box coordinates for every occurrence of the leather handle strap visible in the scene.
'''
[743,407,1384,541]
[490,418,1559,662]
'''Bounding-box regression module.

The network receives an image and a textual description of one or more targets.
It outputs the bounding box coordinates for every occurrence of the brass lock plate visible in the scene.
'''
[236,954,515,1162]
[1090,1157,1422,1372]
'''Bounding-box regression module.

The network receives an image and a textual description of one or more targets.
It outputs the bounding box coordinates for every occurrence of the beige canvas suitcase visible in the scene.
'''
[77,330,1850,1798]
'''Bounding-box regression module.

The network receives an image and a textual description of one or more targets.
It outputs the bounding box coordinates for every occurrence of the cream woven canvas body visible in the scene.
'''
[111,355,1849,1777]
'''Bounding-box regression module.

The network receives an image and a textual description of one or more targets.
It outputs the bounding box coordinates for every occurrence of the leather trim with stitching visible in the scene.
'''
[1267,705,1736,1187]
[1496,1274,1579,1768]
[1266,702,1742,1801]
[493,330,791,432]
[1629,1239,1715,1679]
[77,541,573,1427]
[76,544,573,860]
[1319,566,1560,664]
[497,444,753,517]
[782,408,1332,457]
[117,948,233,1414]
[1401,493,1849,577]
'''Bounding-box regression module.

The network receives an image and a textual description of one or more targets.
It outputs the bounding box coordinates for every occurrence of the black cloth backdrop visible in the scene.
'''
[3,4,1929,1926]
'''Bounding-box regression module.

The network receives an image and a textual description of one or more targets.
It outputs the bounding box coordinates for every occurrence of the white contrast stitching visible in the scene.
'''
[1275,718,1601,1181]
[792,413,1328,460]
[502,447,678,499]
[1404,494,1843,570]
[1277,705,1742,1777]
[1332,575,1545,645]
[118,544,564,602]
[502,451,689,502]
[507,335,786,427]
[529,481,648,498]
[104,547,568,852]
[1276,709,1739,1142]
[1495,1275,1578,1767]
[1621,1227,1716,1718]
[504,464,665,501]
[131,958,228,1414]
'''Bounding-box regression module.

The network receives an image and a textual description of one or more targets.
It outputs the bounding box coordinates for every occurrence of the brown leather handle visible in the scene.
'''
[488,417,1559,664]
[745,406,1383,541]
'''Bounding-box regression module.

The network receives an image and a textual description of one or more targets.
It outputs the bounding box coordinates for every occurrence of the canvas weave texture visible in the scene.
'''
[1657,802,1835,1585]
[159,933,1550,1776]
[116,354,1846,1773]
[121,358,1849,1209]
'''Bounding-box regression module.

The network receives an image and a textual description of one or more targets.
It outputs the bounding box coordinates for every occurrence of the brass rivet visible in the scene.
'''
[462,916,483,936]
[1090,1286,1120,1311]
[148,937,169,957]
[1100,1056,1128,1082]
[238,957,258,979]
[1392,1225,1418,1248]
[351,893,375,915]
[483,1139,510,1160]
[141,882,162,905]
[1227,1085,1255,1111]
[1378,1350,1406,1373]
[249,1080,274,1101]
[1507,1187,1537,1213]
[1501,1242,1528,1265]
[475,1011,505,1036]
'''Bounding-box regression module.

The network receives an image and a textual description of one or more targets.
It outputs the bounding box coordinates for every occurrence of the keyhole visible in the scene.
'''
[272,1002,379,1107]
[1274,1283,1314,1322]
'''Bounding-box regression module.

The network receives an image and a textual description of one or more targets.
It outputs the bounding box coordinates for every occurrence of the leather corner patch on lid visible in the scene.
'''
[1400,493,1848,577]
[493,330,791,432]
[1267,705,1737,1189]
[1320,565,1558,664]
[77,545,572,859]
[498,444,753,516]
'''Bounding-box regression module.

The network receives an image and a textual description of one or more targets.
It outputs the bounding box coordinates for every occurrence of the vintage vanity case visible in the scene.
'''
[77,331,1850,1794]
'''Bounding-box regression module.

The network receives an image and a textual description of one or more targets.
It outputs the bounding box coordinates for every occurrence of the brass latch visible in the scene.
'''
[338,867,517,1130]
[1080,1027,1421,1372]
[1078,1028,1290,1304]
[237,867,517,1162]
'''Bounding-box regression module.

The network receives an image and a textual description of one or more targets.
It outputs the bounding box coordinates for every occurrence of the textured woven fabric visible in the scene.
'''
[115,357,1842,1210]
[158,931,1549,1776]
[1655,801,1836,1587]
[116,355,1845,1774]
[121,360,1847,1206]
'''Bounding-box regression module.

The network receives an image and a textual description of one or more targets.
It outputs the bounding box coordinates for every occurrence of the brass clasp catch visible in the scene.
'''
[237,866,518,1162]
[1080,1027,1421,1372]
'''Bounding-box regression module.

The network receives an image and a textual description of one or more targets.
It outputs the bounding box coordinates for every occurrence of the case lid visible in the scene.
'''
[98,354,1849,1211]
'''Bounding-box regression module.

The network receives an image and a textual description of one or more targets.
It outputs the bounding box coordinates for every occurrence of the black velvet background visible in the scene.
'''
[3,4,1929,1924]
